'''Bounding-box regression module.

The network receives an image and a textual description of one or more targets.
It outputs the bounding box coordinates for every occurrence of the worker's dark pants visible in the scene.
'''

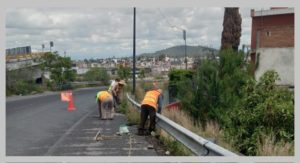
[138,104,156,134]
[112,94,118,110]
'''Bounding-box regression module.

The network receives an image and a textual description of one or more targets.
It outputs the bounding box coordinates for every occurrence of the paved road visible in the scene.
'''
[6,87,158,156]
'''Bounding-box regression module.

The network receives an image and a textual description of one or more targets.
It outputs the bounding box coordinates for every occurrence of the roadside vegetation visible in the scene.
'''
[119,51,293,156]
[168,49,294,156]
[6,66,45,96]
[40,52,76,91]
[6,52,111,96]
[117,65,131,82]
[159,130,193,156]
[82,67,109,85]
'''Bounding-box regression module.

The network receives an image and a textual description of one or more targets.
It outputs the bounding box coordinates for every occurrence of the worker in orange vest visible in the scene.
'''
[137,82,163,136]
[96,91,114,120]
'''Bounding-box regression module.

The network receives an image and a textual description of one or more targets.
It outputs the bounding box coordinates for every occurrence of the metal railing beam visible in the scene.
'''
[126,93,238,156]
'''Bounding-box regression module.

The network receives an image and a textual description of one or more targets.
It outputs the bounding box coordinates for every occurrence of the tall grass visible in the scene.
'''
[162,108,294,156]
[257,135,294,156]
[162,108,232,148]
[159,129,192,156]
[125,105,140,126]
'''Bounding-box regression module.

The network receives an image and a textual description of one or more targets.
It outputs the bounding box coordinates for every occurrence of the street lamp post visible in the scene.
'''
[183,30,187,70]
[132,7,136,95]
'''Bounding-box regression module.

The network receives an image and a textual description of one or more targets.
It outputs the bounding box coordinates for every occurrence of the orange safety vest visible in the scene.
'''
[141,90,161,110]
[97,91,112,102]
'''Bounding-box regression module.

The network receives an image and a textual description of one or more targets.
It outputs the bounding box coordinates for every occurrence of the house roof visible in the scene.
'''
[251,8,294,17]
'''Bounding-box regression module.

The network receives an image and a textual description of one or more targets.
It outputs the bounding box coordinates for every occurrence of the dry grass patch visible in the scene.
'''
[161,108,237,153]
[258,135,294,156]
[158,129,193,156]
[125,105,140,126]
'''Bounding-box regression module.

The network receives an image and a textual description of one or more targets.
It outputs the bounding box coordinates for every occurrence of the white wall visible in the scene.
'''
[255,47,294,86]
[77,68,89,75]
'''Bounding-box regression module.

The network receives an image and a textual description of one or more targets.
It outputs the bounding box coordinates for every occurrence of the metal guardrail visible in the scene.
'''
[126,93,238,156]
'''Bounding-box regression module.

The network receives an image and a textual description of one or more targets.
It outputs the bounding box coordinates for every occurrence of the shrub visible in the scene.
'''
[225,71,294,155]
[169,49,294,155]
[84,67,109,85]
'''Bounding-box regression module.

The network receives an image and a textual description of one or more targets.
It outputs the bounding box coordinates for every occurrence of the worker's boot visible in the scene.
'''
[144,130,151,136]
[136,128,145,136]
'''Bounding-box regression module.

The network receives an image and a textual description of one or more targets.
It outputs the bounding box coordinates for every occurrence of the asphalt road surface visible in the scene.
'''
[6,87,158,156]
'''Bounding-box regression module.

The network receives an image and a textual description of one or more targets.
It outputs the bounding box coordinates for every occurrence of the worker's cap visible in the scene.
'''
[118,80,126,85]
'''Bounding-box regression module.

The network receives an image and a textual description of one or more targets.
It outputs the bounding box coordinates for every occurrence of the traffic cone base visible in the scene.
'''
[68,97,76,111]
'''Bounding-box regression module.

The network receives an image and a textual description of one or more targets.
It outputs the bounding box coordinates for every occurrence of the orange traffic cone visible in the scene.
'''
[68,94,76,111]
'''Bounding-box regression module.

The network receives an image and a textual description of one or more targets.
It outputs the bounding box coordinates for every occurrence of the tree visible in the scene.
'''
[221,7,242,51]
[117,65,131,81]
[227,71,294,155]
[138,68,145,80]
[84,67,109,85]
[170,49,294,155]
[40,52,76,90]
[158,54,166,61]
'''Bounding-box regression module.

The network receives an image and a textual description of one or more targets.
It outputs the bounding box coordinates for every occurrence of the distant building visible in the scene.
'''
[250,8,294,86]
[6,46,31,56]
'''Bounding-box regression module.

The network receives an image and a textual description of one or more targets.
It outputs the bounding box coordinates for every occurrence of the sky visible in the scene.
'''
[6,7,257,60]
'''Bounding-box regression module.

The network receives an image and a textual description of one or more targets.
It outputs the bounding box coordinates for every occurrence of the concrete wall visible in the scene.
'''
[6,59,38,70]
[255,47,294,86]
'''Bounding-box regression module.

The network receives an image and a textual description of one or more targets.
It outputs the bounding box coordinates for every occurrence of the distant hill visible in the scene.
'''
[139,45,218,58]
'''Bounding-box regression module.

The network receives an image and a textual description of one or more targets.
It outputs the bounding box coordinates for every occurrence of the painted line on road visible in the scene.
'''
[44,109,94,156]
[128,134,133,156]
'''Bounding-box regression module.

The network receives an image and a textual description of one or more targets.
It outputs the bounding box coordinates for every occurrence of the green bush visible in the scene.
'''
[117,65,131,81]
[7,80,43,96]
[169,49,294,155]
[84,67,109,85]
[168,69,194,102]
[226,71,294,155]
[119,98,128,114]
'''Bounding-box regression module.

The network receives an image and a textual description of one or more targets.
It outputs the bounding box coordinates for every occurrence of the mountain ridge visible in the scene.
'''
[138,45,218,58]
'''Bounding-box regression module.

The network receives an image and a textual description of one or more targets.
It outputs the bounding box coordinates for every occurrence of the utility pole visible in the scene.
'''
[183,30,187,70]
[132,7,136,95]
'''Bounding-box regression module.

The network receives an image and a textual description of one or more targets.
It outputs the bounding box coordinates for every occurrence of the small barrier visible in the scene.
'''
[165,101,181,110]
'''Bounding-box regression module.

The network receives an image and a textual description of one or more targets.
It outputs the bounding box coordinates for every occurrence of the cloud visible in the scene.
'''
[6,7,253,60]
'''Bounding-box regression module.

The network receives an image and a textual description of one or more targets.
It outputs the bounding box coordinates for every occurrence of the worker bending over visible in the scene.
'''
[109,80,126,110]
[137,83,163,136]
[96,91,114,120]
